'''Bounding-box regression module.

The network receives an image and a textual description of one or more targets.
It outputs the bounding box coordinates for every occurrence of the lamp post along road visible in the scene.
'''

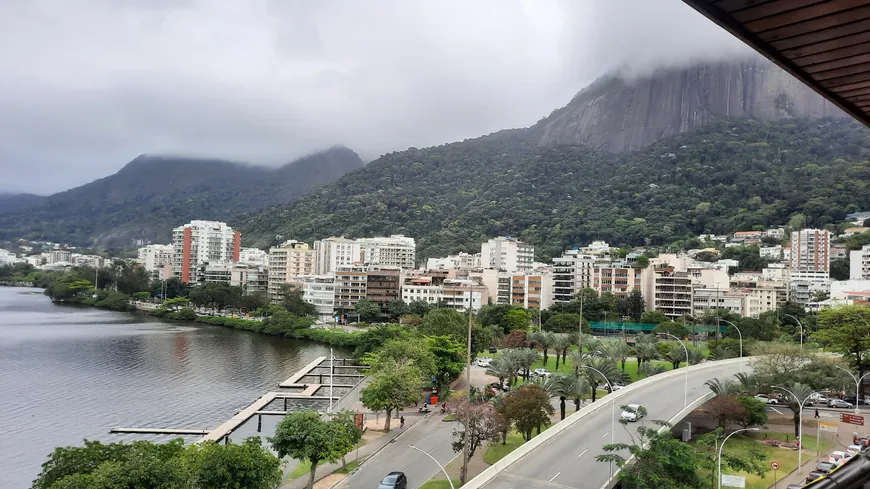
[461,286,473,485]
[718,428,760,489]
[663,332,689,408]
[410,445,455,489]
[835,366,870,414]
[783,313,804,352]
[583,365,615,481]
[719,319,743,372]
[774,386,812,470]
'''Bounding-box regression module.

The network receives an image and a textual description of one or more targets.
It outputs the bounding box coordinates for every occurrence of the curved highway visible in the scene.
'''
[466,358,748,489]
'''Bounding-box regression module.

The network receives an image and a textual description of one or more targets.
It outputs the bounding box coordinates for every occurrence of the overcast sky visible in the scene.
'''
[0,0,753,194]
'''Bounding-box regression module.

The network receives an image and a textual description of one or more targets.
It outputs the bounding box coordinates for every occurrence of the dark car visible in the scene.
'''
[786,485,803,489]
[488,346,498,354]
[816,461,836,474]
[806,471,824,482]
[378,472,407,489]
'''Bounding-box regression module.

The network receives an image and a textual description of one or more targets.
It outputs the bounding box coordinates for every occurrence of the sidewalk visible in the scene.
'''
[279,413,428,489]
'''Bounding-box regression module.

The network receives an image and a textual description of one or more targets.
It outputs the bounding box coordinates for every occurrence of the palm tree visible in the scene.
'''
[600,340,632,370]
[584,336,603,357]
[708,345,734,361]
[734,372,758,394]
[663,344,686,369]
[528,330,554,365]
[634,336,659,368]
[486,356,515,388]
[705,378,740,397]
[582,357,622,402]
[558,371,591,412]
[639,362,667,378]
[542,375,568,420]
[551,333,574,370]
[516,348,538,382]
[568,349,591,375]
[781,382,816,438]
[498,349,523,386]
[688,348,704,365]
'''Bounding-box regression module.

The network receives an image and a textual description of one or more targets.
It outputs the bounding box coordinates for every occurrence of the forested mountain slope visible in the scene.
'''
[0,146,363,247]
[0,193,44,214]
[241,119,870,260]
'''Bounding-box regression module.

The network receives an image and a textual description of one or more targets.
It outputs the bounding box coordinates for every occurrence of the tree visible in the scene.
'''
[486,356,517,387]
[478,304,516,334]
[557,371,591,413]
[387,300,409,321]
[426,335,466,393]
[816,305,870,396]
[597,411,703,489]
[541,375,569,421]
[639,362,666,378]
[270,410,355,489]
[707,395,746,428]
[353,299,380,323]
[734,396,768,429]
[500,329,528,349]
[363,336,436,379]
[653,321,688,338]
[360,363,421,432]
[583,357,623,402]
[663,344,687,370]
[831,258,851,281]
[633,255,650,269]
[185,437,282,489]
[600,339,631,370]
[694,428,767,489]
[504,309,532,331]
[543,313,590,334]
[450,397,501,484]
[503,385,554,441]
[132,291,151,301]
[705,378,740,397]
[528,330,554,364]
[407,300,431,317]
[615,290,645,322]
[552,332,575,369]
[329,410,364,470]
[639,310,669,325]
[419,308,490,355]
[279,284,316,316]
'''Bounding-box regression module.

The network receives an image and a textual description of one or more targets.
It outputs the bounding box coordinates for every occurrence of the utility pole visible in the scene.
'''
[578,291,585,352]
[461,285,473,485]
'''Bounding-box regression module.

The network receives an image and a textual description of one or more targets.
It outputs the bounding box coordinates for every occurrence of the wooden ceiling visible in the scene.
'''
[683,0,870,127]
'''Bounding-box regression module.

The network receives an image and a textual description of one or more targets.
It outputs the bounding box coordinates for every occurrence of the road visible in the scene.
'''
[335,412,457,489]
[478,361,747,489]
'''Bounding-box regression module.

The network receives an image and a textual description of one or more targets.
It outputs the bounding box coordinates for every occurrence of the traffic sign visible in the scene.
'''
[820,421,839,432]
[771,461,779,470]
[841,413,865,426]
[721,474,745,488]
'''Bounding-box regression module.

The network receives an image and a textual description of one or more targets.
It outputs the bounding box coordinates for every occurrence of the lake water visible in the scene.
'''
[0,287,349,488]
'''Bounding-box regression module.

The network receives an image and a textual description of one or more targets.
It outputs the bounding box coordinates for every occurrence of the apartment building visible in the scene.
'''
[238,247,269,267]
[480,236,534,273]
[48,250,72,264]
[365,267,402,317]
[268,241,316,302]
[172,220,240,283]
[593,265,643,297]
[551,249,595,302]
[359,235,416,269]
[293,275,336,322]
[729,274,788,317]
[137,244,174,280]
[644,267,692,321]
[510,272,554,310]
[334,265,367,312]
[314,237,361,275]
[789,228,831,275]
[850,244,870,280]
[401,276,445,305]
[692,287,744,317]
[442,279,488,311]
[202,262,268,295]
[426,252,481,270]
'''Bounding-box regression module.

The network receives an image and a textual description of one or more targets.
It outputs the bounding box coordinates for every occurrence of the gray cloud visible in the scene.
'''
[0,0,754,194]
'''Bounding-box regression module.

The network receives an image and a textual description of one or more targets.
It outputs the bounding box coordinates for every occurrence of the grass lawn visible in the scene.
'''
[286,460,312,481]
[621,360,674,381]
[522,354,677,384]
[418,479,461,489]
[483,426,552,464]
[697,431,834,489]
[335,460,360,475]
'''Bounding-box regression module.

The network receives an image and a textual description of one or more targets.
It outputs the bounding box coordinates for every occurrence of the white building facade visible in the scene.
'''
[294,275,336,322]
[171,220,240,283]
[314,237,362,275]
[480,236,534,273]
[359,235,416,269]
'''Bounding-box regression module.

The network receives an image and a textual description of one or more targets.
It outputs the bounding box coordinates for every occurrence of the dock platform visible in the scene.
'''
[110,427,210,435]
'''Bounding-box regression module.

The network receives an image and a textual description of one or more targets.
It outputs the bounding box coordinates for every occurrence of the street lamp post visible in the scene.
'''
[774,385,813,470]
[719,319,743,372]
[663,332,689,408]
[718,428,760,489]
[783,313,804,352]
[584,365,615,481]
[834,366,870,414]
[461,287,473,485]
[410,445,455,489]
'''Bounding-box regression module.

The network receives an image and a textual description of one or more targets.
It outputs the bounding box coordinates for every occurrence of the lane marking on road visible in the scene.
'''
[601,431,609,438]
[549,472,561,482]
[771,407,783,414]
[578,448,588,458]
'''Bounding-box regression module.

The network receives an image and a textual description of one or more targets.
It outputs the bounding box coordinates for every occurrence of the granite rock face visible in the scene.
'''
[532,56,845,152]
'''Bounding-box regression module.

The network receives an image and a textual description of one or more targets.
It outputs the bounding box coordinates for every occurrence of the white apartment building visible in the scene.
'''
[511,272,554,310]
[729,273,788,317]
[759,246,783,260]
[359,235,416,269]
[481,236,534,273]
[765,228,785,239]
[426,252,481,270]
[401,277,444,305]
[789,229,831,275]
[850,244,870,280]
[268,241,316,302]
[203,262,268,295]
[692,287,744,317]
[239,247,269,267]
[293,275,336,322]
[594,265,644,297]
[581,240,612,255]
[137,244,174,280]
[172,220,240,283]
[551,250,596,302]
[314,237,362,275]
[442,279,488,312]
[642,267,693,321]
[48,250,72,264]
[0,249,19,266]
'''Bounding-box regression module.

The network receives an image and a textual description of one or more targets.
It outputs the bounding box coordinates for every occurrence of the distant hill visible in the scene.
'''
[240,118,870,261]
[0,193,44,214]
[0,146,364,247]
[530,56,846,153]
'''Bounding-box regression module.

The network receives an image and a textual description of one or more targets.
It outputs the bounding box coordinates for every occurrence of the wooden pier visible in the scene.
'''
[110,427,210,435]
[279,356,326,388]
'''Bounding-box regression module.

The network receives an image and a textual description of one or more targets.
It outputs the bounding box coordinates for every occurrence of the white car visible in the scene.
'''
[533,368,552,378]
[755,394,779,404]
[829,450,852,466]
[846,444,864,456]
[476,359,491,368]
[620,404,644,422]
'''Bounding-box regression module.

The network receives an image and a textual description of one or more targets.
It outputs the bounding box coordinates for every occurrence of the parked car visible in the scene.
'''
[755,394,779,404]
[816,461,836,474]
[620,404,644,422]
[828,399,854,409]
[829,450,852,466]
[378,472,407,489]
[475,356,492,367]
[806,470,825,483]
[846,444,864,456]
[786,485,803,489]
[612,383,625,391]
[489,346,498,354]
[533,368,552,378]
